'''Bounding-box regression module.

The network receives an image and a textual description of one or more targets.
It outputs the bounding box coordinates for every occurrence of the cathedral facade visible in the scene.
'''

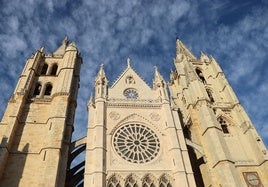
[0,38,267,187]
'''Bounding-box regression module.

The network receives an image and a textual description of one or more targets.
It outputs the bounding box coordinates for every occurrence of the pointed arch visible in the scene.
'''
[159,174,173,187]
[206,88,214,103]
[41,63,48,75]
[111,113,161,135]
[142,173,156,187]
[125,174,138,187]
[195,68,206,84]
[107,174,122,187]
[44,83,53,96]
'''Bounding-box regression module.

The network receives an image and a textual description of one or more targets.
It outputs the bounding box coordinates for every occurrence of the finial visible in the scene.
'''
[87,93,95,107]
[127,57,131,68]
[63,36,69,44]
[39,46,45,53]
[154,66,163,79]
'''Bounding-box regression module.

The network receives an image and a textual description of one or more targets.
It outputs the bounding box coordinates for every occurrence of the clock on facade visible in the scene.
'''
[243,172,262,186]
[124,89,138,99]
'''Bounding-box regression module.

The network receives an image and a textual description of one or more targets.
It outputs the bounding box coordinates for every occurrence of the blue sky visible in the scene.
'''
[0,0,268,148]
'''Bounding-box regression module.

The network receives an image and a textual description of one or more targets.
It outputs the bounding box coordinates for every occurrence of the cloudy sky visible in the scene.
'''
[0,0,268,148]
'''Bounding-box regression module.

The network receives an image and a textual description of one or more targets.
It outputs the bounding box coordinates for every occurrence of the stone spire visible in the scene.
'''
[175,38,196,63]
[53,36,69,56]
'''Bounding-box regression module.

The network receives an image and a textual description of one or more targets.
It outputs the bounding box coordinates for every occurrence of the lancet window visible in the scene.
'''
[50,64,58,75]
[44,83,52,96]
[142,174,156,187]
[107,175,122,187]
[196,68,206,84]
[33,83,42,95]
[206,89,215,103]
[218,117,229,134]
[159,174,172,187]
[41,63,48,75]
[125,175,138,187]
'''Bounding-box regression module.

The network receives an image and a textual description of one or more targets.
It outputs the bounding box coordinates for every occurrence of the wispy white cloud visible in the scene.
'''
[0,0,267,147]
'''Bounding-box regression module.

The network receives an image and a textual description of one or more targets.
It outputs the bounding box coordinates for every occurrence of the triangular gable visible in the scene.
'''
[108,62,157,100]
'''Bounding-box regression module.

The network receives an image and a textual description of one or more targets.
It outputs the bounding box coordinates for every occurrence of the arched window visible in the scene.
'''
[41,63,48,75]
[218,117,229,134]
[159,174,172,187]
[142,174,156,187]
[206,89,215,103]
[196,69,206,84]
[50,64,58,75]
[107,175,121,187]
[125,175,138,187]
[33,83,42,96]
[44,84,52,96]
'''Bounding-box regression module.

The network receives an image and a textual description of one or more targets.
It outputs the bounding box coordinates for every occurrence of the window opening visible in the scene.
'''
[41,63,48,75]
[206,89,214,103]
[113,124,160,164]
[196,69,206,84]
[125,176,138,187]
[218,117,229,134]
[50,64,58,75]
[142,175,156,187]
[159,175,172,187]
[33,83,42,95]
[44,84,52,96]
[107,175,121,187]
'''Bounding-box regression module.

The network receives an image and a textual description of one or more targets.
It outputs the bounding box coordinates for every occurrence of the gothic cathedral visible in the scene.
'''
[0,38,267,187]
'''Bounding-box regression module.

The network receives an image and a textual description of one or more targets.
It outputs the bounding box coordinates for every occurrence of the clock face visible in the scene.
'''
[243,172,262,186]
[124,89,138,99]
[246,173,260,185]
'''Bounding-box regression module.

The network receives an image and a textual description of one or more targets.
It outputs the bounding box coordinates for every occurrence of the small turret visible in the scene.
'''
[95,64,108,99]
[153,66,169,101]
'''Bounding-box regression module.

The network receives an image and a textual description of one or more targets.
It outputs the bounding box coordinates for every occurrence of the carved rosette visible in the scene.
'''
[109,111,120,120]
[150,112,160,121]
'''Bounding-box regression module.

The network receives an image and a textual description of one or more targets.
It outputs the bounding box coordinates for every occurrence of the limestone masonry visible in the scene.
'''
[0,38,267,187]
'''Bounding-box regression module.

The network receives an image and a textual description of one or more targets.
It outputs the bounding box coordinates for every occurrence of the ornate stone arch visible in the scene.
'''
[142,173,157,187]
[107,174,123,187]
[110,113,162,135]
[159,174,173,187]
[124,174,139,187]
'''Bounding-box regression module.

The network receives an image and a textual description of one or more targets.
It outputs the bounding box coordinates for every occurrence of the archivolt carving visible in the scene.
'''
[110,113,161,135]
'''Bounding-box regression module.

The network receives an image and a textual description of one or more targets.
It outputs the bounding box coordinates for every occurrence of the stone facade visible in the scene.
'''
[169,39,268,187]
[0,38,267,187]
[84,61,196,186]
[0,38,82,187]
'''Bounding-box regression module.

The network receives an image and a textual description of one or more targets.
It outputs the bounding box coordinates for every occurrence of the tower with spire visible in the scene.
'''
[169,39,268,186]
[84,58,196,186]
[0,37,82,186]
[0,37,267,187]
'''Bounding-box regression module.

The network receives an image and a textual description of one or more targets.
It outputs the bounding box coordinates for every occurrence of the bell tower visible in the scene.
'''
[0,37,82,186]
[169,39,268,186]
[85,59,196,187]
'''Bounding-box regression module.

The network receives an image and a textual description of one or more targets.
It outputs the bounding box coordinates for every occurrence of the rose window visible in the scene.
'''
[113,124,160,164]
